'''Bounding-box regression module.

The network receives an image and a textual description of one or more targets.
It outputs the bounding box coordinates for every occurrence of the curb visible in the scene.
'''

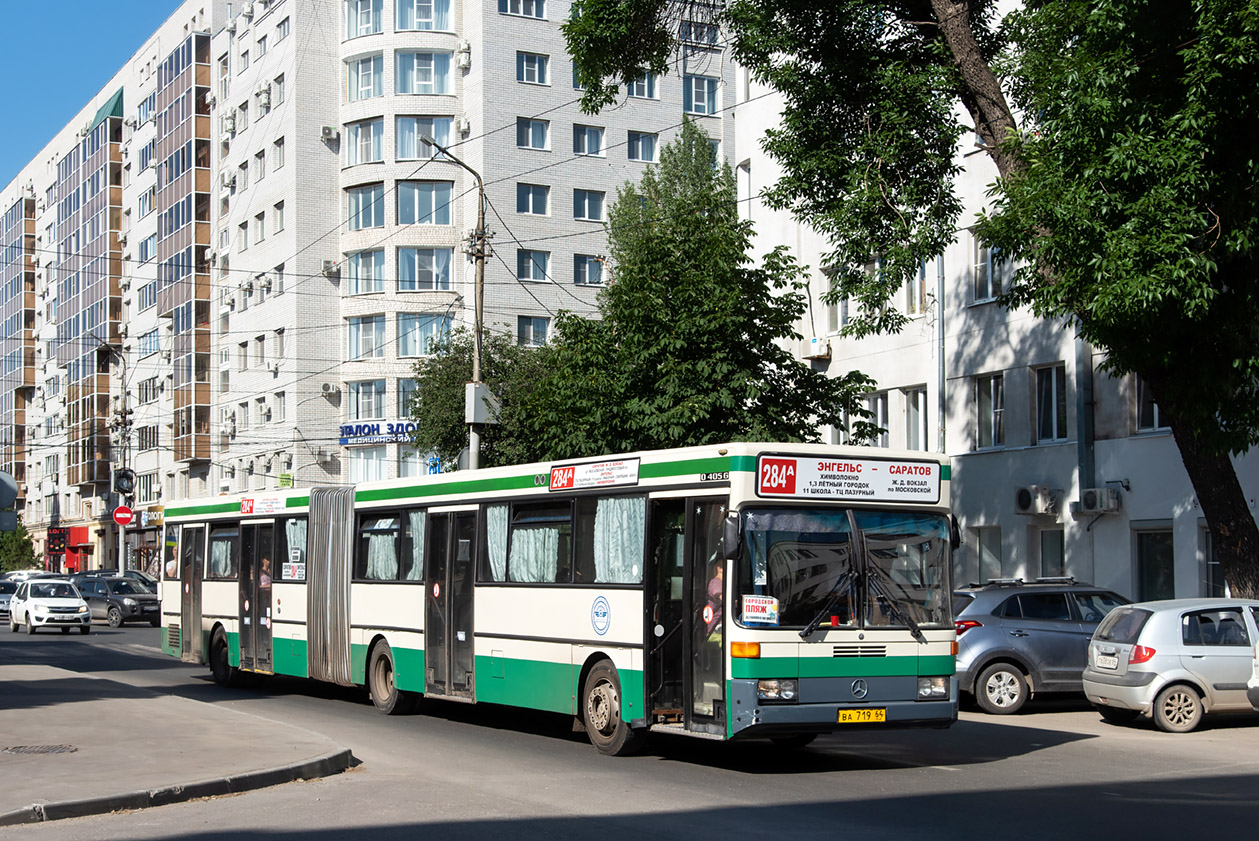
[0,748,354,826]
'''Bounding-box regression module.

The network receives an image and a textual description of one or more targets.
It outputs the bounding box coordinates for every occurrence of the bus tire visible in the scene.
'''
[582,660,646,756]
[210,628,245,688]
[368,641,417,715]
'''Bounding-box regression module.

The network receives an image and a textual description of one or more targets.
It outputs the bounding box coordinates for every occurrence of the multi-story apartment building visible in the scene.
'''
[734,78,1259,601]
[0,0,732,573]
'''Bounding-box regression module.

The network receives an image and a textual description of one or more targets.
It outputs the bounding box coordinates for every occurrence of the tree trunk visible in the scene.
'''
[1165,414,1259,599]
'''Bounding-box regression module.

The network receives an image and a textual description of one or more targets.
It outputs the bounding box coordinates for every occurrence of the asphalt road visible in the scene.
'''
[4,626,1259,841]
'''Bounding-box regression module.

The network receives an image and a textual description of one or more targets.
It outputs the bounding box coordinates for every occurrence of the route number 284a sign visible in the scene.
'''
[756,455,941,504]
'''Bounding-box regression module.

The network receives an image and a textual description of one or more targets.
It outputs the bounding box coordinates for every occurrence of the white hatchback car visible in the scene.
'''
[1083,598,1259,732]
[8,579,92,635]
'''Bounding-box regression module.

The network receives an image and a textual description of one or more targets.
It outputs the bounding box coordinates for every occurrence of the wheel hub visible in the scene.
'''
[986,672,1019,707]
[587,681,616,733]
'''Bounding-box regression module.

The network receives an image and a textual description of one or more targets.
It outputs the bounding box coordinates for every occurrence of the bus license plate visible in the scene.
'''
[838,708,885,724]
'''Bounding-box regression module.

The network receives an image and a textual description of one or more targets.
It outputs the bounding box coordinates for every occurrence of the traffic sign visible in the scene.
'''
[112,505,135,527]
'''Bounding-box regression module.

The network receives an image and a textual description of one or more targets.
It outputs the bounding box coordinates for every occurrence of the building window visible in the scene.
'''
[976,527,1002,583]
[867,392,889,447]
[976,373,1005,448]
[272,137,285,169]
[254,212,266,243]
[680,20,719,44]
[396,116,452,159]
[907,260,928,315]
[628,131,657,162]
[238,221,249,251]
[347,184,385,230]
[398,314,451,357]
[398,247,453,290]
[905,387,928,451]
[273,201,285,232]
[973,239,1007,302]
[1040,529,1065,578]
[1137,530,1175,601]
[399,378,418,415]
[400,449,426,477]
[348,446,388,483]
[137,426,160,452]
[1036,364,1068,442]
[499,0,545,18]
[517,183,549,215]
[516,52,549,85]
[517,249,550,282]
[683,74,719,115]
[273,74,286,105]
[348,315,386,359]
[253,150,266,181]
[346,118,384,165]
[138,235,157,263]
[347,56,384,101]
[239,50,250,73]
[398,0,452,30]
[346,0,383,38]
[397,52,452,95]
[516,117,549,150]
[574,189,604,221]
[573,124,604,156]
[139,377,160,404]
[276,17,290,40]
[517,316,549,347]
[574,254,603,286]
[628,71,658,99]
[349,380,388,420]
[398,181,453,225]
[1137,377,1168,431]
[347,250,385,295]
[257,36,268,58]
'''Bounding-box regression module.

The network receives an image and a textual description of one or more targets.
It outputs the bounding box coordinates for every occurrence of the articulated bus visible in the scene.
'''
[160,443,958,754]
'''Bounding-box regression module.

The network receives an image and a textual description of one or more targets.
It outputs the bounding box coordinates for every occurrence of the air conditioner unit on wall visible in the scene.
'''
[321,126,340,141]
[321,382,339,396]
[1080,487,1121,514]
[1014,485,1058,516]
[800,337,830,360]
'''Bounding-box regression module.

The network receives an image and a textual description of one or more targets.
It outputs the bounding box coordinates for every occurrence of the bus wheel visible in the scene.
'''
[368,641,417,715]
[582,660,646,756]
[210,629,244,688]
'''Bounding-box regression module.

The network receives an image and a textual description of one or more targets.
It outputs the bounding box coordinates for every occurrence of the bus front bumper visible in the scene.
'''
[727,677,958,738]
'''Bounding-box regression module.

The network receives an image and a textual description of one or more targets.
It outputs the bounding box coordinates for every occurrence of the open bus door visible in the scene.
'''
[178,525,205,663]
[648,498,726,735]
[425,509,476,699]
[237,522,275,674]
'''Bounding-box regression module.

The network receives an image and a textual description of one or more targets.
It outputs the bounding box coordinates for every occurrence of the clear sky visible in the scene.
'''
[0,1,180,189]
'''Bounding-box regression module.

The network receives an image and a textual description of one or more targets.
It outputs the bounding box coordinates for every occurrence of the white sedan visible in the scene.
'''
[8,579,92,635]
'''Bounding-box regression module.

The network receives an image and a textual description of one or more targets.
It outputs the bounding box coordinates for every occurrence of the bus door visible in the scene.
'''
[425,508,477,699]
[648,498,727,732]
[179,525,205,663]
[238,522,275,674]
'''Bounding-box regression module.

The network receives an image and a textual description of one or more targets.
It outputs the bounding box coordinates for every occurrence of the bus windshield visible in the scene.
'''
[737,508,951,630]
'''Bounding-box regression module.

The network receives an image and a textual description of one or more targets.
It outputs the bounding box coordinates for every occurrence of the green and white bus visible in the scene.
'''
[160,442,958,754]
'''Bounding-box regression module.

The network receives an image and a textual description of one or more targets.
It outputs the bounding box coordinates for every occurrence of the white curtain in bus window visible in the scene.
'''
[509,526,559,583]
[402,510,425,580]
[364,517,400,579]
[485,505,508,581]
[209,526,237,578]
[593,496,644,583]
[284,518,307,580]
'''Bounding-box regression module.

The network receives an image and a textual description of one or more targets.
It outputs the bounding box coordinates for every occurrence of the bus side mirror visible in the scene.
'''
[950,515,961,552]
[724,513,742,561]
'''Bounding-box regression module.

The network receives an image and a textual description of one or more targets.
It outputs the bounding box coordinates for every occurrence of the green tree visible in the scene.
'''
[530,120,875,459]
[565,0,1259,596]
[409,327,551,469]
[0,518,40,573]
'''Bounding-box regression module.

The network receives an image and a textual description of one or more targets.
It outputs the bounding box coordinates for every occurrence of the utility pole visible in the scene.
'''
[420,134,493,470]
[101,341,133,572]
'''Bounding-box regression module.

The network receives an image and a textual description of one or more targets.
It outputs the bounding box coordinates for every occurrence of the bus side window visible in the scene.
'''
[208,524,239,579]
[573,498,597,583]
[480,504,508,582]
[507,501,573,584]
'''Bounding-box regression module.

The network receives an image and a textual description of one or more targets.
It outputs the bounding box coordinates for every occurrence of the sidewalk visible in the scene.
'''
[0,662,353,825]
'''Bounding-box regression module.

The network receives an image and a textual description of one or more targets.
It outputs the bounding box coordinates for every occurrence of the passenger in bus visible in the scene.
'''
[259,556,273,589]
[706,561,724,637]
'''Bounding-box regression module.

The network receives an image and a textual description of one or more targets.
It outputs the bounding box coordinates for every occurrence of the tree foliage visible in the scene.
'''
[409,327,551,469]
[564,0,1259,595]
[528,120,876,459]
[1,519,39,573]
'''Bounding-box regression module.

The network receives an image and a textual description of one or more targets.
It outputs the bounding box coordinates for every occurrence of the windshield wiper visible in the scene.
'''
[867,567,927,644]
[799,568,857,639]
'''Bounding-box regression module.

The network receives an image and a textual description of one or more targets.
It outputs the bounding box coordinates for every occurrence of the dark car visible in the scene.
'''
[953,577,1130,714]
[88,569,159,592]
[0,579,16,622]
[76,576,161,627]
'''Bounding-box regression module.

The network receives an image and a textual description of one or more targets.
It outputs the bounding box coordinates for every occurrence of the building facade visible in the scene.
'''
[734,77,1259,602]
[0,0,732,573]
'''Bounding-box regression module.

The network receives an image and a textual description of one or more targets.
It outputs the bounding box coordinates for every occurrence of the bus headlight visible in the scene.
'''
[757,679,798,702]
[917,677,949,700]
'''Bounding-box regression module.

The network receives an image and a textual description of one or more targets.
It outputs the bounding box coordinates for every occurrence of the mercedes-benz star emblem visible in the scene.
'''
[851,679,869,699]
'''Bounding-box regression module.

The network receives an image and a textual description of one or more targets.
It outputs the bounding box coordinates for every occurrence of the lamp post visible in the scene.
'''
[420,134,489,470]
[94,337,133,572]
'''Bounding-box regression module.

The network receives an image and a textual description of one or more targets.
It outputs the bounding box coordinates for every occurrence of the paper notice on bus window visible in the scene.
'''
[742,595,780,626]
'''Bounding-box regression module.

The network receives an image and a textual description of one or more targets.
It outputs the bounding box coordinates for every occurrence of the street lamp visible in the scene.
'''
[420,134,493,470]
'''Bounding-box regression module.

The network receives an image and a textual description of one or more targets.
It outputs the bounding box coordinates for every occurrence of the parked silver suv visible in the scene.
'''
[1084,598,1259,732]
[954,578,1129,714]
